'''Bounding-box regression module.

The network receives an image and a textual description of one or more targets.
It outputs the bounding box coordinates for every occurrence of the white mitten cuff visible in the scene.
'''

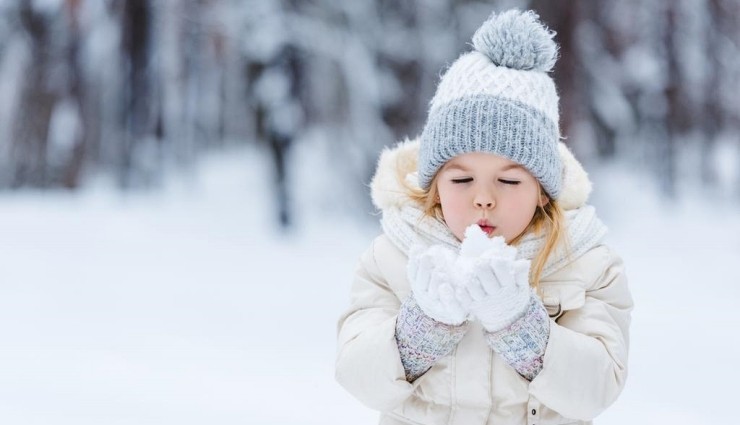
[473,286,531,332]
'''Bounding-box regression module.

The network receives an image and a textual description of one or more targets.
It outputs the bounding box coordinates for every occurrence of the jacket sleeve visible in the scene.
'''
[335,237,415,411]
[528,246,634,420]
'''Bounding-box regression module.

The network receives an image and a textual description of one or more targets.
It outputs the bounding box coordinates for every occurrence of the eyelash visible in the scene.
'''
[451,178,520,185]
[451,178,473,184]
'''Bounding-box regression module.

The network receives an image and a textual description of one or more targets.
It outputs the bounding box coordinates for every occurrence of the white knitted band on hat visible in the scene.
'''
[429,52,559,126]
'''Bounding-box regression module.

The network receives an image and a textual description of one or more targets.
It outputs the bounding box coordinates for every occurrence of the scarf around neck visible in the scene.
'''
[381,203,607,279]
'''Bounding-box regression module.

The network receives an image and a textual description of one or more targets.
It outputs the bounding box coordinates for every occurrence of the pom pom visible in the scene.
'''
[471,9,558,72]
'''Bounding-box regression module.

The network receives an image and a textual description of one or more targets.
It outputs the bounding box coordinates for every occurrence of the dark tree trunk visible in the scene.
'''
[532,0,585,150]
[61,0,87,189]
[10,0,58,188]
[661,2,679,198]
[119,0,154,188]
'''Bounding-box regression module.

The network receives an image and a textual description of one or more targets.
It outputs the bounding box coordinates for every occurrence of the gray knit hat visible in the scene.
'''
[418,9,562,198]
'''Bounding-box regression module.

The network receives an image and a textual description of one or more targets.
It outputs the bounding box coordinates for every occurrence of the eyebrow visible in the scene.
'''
[443,163,469,172]
[442,162,524,172]
[500,164,525,171]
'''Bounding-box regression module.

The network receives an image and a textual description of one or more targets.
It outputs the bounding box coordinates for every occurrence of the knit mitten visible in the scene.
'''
[407,244,469,326]
[457,226,531,333]
[485,293,550,381]
[395,296,468,382]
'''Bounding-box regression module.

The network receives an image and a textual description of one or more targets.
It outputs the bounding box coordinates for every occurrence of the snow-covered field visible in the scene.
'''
[0,144,737,424]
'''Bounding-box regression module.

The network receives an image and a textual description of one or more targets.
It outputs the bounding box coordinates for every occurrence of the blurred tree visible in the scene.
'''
[251,44,303,227]
[1,0,739,214]
[61,0,87,188]
[10,0,60,187]
[118,0,159,188]
[530,0,585,155]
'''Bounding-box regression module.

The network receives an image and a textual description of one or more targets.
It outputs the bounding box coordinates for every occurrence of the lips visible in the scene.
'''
[477,219,496,235]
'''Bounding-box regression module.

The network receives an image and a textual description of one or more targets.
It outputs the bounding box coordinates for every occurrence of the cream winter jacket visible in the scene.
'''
[336,140,633,425]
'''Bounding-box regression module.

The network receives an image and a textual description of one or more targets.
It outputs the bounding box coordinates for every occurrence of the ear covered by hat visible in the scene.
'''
[418,9,563,199]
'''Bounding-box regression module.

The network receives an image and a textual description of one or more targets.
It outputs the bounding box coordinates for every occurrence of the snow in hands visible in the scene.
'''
[408,225,532,327]
[459,224,516,260]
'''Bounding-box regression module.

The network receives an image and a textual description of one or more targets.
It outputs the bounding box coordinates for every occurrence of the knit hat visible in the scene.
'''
[418,9,562,198]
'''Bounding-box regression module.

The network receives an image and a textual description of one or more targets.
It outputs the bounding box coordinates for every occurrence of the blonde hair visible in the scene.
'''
[399,165,567,288]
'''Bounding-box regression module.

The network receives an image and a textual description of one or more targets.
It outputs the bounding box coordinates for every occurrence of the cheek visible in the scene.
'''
[438,194,469,240]
[515,198,540,227]
[438,190,466,220]
[436,185,455,207]
[500,189,539,218]
[513,192,539,213]
[512,181,541,206]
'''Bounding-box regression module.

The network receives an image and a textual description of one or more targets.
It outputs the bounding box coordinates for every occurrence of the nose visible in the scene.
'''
[474,191,495,209]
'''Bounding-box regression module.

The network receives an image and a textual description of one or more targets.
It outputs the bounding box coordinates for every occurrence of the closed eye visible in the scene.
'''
[451,178,473,184]
[499,179,520,185]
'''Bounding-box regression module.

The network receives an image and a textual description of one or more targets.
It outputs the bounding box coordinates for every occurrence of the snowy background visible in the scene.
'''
[1,140,738,424]
[1,0,740,424]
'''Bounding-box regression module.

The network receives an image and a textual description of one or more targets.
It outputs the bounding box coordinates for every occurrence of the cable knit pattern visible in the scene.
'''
[485,293,550,381]
[395,296,468,382]
[428,54,558,121]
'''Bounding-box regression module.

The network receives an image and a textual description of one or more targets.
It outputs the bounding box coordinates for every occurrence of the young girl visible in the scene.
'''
[336,9,633,425]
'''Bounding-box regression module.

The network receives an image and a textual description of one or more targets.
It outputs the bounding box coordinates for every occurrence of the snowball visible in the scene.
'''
[459,224,517,260]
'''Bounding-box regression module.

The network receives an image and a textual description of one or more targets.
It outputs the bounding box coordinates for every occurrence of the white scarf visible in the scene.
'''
[381,204,607,279]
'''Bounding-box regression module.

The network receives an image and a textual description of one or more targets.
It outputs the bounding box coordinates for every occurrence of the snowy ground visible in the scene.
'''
[0,144,738,424]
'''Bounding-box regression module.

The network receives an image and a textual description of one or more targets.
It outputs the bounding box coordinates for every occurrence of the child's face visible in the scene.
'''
[436,152,545,243]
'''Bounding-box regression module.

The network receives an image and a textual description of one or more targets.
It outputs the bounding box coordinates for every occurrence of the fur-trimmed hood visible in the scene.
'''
[370,137,593,212]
